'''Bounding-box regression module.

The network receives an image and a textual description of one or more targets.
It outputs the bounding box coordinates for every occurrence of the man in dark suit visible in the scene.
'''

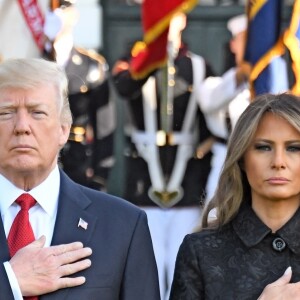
[0,58,160,299]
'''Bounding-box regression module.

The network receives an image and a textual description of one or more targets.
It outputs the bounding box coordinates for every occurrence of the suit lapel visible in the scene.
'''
[41,171,98,300]
[0,218,15,299]
[51,191,97,246]
[0,219,9,255]
[0,218,10,262]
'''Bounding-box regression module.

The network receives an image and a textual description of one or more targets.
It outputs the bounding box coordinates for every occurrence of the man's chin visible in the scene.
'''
[9,161,39,174]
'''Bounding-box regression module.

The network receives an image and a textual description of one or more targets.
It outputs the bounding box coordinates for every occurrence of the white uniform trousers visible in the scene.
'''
[205,142,227,202]
[142,206,202,300]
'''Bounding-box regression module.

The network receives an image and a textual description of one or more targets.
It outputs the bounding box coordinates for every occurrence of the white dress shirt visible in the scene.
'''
[1,166,61,299]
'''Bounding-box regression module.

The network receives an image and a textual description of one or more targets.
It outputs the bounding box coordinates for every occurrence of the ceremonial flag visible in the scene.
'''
[130,0,197,79]
[283,0,300,95]
[244,0,288,98]
[0,0,48,60]
[17,0,45,50]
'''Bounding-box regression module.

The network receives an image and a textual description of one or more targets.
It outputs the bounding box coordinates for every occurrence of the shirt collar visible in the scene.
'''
[233,202,300,255]
[0,166,60,218]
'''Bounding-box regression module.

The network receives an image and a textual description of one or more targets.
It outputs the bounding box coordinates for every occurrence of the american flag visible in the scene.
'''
[244,0,288,98]
[78,218,88,230]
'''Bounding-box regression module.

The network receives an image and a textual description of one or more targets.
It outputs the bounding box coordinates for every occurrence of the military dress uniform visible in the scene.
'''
[42,0,115,191]
[113,43,213,299]
[198,67,250,202]
[58,47,115,191]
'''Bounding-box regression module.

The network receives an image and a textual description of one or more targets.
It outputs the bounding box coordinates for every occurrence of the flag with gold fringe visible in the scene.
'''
[283,0,300,96]
[130,0,198,79]
[244,0,288,98]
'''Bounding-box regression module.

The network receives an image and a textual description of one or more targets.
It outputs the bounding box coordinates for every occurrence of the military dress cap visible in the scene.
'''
[227,14,247,37]
[58,0,76,8]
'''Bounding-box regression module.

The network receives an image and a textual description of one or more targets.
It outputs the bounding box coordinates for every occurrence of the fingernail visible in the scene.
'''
[284,266,292,275]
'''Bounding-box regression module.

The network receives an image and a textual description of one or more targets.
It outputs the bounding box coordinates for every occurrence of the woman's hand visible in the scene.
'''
[258,267,300,300]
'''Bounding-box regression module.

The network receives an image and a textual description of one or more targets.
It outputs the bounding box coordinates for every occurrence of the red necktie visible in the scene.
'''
[8,193,38,299]
[8,193,37,257]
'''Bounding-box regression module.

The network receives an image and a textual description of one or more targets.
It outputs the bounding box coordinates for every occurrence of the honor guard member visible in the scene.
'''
[197,14,250,204]
[43,0,115,191]
[198,14,288,205]
[112,12,214,300]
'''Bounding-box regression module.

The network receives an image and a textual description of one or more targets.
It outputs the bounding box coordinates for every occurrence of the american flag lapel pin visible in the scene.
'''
[78,218,88,230]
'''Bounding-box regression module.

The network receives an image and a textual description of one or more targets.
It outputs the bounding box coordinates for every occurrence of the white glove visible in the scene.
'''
[43,9,64,41]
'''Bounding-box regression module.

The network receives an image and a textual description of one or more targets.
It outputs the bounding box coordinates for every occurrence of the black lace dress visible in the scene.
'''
[170,203,300,300]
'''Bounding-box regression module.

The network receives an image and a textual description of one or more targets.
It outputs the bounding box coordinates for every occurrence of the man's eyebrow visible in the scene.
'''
[0,102,15,108]
[0,101,49,109]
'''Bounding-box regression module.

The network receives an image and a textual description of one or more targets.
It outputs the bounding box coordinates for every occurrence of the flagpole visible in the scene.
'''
[160,40,176,134]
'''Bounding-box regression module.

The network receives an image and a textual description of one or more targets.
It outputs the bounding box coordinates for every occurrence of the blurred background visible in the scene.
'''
[0,0,295,196]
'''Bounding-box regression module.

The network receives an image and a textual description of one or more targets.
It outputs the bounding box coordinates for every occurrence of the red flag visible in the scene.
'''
[130,0,197,79]
[0,0,48,59]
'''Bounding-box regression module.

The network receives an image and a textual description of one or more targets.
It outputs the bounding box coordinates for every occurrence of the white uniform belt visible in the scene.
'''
[132,130,195,146]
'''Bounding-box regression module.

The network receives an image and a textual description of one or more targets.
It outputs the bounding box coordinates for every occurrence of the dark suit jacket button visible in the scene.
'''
[272,237,286,252]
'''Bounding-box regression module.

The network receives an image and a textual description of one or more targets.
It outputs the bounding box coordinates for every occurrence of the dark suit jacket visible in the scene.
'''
[0,170,160,300]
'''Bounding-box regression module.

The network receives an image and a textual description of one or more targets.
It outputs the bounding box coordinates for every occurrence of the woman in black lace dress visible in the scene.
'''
[170,93,300,299]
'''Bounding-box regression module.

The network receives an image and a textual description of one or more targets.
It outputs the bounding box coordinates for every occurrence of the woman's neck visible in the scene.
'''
[252,198,300,232]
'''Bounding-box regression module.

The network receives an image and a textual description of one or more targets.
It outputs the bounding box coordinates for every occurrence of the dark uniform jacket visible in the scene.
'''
[59,47,115,190]
[113,44,213,207]
[170,202,300,299]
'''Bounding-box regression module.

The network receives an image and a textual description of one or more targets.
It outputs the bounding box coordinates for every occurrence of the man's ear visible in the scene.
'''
[59,123,71,148]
